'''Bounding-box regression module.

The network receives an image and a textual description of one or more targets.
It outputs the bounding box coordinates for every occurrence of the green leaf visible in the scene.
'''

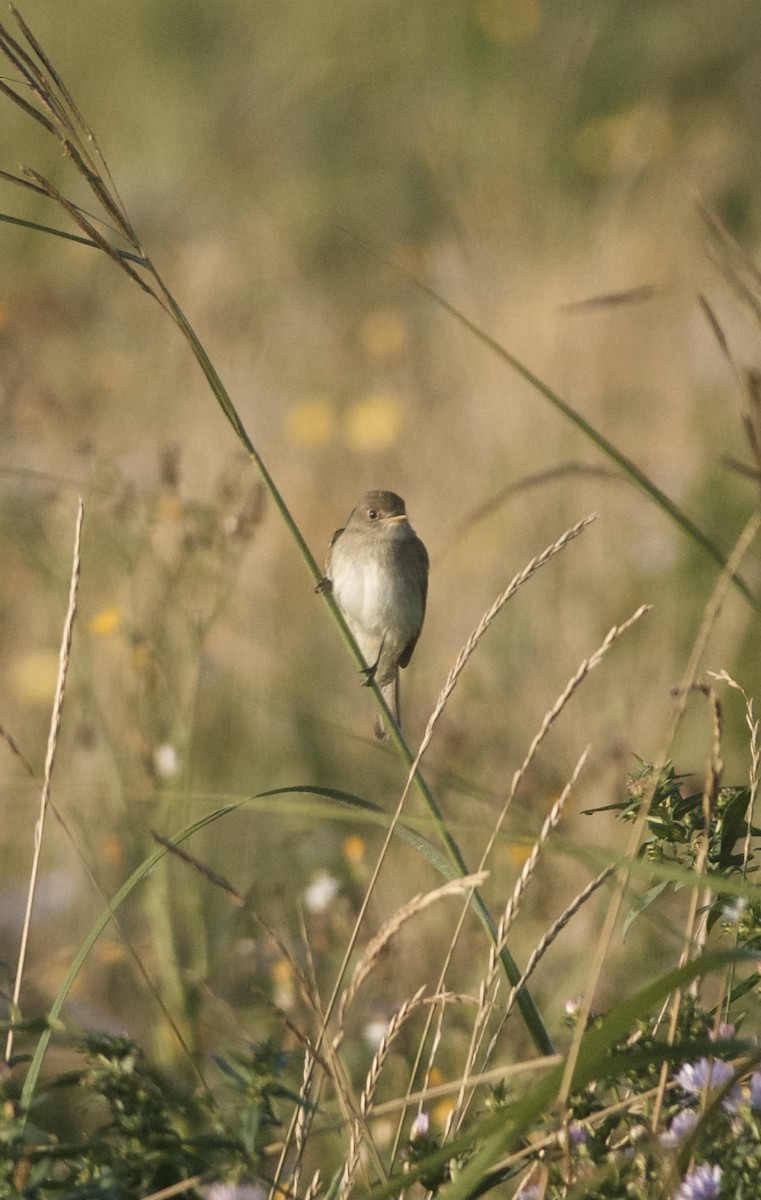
[622,880,670,938]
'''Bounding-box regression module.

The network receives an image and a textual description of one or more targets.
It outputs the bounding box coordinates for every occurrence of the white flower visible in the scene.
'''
[153,742,181,780]
[363,1019,388,1050]
[304,871,339,913]
[410,1111,429,1140]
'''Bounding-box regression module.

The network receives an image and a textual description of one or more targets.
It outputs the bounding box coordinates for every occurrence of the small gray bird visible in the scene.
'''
[325,490,429,738]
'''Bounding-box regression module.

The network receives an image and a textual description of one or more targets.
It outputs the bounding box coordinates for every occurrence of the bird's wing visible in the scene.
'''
[399,535,430,669]
[325,526,345,575]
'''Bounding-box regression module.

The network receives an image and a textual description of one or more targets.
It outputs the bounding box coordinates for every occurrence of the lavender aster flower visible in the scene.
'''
[675,1058,733,1095]
[515,1187,540,1200]
[750,1071,761,1112]
[674,1162,721,1199]
[568,1121,590,1146]
[661,1108,698,1146]
[674,1056,741,1111]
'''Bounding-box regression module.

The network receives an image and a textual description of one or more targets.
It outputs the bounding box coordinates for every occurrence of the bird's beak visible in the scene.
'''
[386,514,408,524]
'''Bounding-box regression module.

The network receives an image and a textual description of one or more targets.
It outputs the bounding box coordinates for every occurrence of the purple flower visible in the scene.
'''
[750,1071,761,1112]
[568,1121,590,1146]
[515,1187,540,1200]
[674,1057,740,1111]
[661,1108,698,1146]
[674,1162,721,1199]
[675,1058,733,1094]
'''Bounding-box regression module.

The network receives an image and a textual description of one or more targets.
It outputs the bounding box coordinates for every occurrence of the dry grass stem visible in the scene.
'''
[334,872,488,1037]
[451,749,589,1133]
[369,1053,560,1119]
[303,1169,321,1200]
[1,8,137,239]
[500,865,615,1027]
[0,721,37,779]
[287,1048,316,1199]
[390,601,646,1161]
[438,469,618,562]
[351,516,596,1065]
[701,199,761,328]
[495,747,590,951]
[5,497,83,1064]
[698,294,761,485]
[340,987,426,1200]
[477,604,651,876]
[139,1177,204,1200]
[398,514,596,812]
[557,509,761,1117]
[651,682,724,1130]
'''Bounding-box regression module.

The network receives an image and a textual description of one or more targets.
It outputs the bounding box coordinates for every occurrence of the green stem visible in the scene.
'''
[150,268,554,1056]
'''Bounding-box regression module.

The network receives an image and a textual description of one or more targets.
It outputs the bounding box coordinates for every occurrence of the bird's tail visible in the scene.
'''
[375,672,400,740]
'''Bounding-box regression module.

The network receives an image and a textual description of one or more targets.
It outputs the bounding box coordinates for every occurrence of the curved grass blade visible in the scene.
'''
[21,778,552,1113]
[350,238,759,612]
[0,210,148,264]
[19,802,239,1112]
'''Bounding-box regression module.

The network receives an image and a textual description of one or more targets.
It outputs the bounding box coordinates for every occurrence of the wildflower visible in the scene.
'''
[153,742,181,780]
[750,1071,761,1111]
[674,1162,721,1199]
[568,1121,590,1146]
[410,1111,429,1140]
[363,1019,388,1050]
[675,1057,733,1094]
[661,1108,698,1146]
[205,1186,265,1200]
[303,872,339,913]
[342,834,366,864]
[675,1056,742,1113]
[515,1186,540,1200]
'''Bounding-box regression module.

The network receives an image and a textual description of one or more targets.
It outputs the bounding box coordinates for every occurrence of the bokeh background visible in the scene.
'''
[2,0,761,1108]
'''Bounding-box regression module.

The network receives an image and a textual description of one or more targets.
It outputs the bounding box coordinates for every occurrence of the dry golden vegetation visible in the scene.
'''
[2,3,761,1195]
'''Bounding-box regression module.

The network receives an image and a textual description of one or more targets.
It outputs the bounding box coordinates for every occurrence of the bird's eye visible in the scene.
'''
[368,509,378,520]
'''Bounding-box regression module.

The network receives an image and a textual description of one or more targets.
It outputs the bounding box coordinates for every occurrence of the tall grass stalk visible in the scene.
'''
[0,7,554,1056]
[4,497,82,1064]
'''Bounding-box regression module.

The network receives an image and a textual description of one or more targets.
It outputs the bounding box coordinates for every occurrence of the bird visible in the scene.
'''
[324,490,429,738]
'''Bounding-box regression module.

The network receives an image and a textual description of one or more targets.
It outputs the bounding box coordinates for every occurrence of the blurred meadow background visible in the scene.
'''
[2,0,761,1170]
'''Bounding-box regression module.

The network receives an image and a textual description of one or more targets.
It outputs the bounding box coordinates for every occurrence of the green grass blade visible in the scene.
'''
[19,802,238,1112]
